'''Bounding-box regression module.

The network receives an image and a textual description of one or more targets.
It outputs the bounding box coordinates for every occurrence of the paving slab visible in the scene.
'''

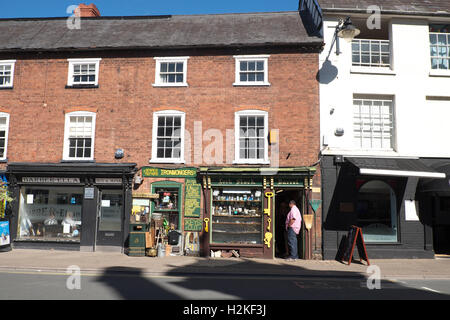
[0,249,449,279]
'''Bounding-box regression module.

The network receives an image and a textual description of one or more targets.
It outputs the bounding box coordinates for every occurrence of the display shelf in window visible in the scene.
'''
[211,188,263,245]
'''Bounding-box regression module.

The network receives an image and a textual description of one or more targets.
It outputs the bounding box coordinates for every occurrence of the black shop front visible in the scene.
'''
[321,156,446,259]
[6,163,136,252]
[417,159,450,255]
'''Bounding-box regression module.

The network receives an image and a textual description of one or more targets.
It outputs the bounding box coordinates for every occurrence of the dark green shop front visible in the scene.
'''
[199,167,317,259]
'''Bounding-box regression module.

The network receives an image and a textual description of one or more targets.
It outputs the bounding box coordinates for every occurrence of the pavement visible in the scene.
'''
[1,249,450,280]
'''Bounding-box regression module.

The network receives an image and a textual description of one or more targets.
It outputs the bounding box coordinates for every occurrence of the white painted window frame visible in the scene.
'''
[63,111,96,161]
[0,113,10,160]
[67,58,101,86]
[233,110,269,165]
[0,60,16,88]
[150,110,186,164]
[353,97,395,151]
[351,39,391,68]
[233,55,270,86]
[429,31,450,72]
[153,57,189,87]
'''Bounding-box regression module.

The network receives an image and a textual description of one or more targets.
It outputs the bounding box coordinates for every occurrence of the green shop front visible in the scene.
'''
[130,167,203,256]
[198,167,318,259]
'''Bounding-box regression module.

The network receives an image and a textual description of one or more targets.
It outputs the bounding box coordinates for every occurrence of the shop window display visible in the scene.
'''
[211,188,263,244]
[357,180,398,243]
[18,186,83,241]
[153,187,180,230]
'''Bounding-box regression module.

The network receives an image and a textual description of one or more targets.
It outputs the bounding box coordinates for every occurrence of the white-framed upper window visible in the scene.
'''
[0,113,10,160]
[429,24,450,70]
[351,39,390,68]
[353,96,395,151]
[150,110,185,163]
[67,58,101,86]
[233,55,270,86]
[0,60,16,88]
[234,110,269,164]
[153,57,189,87]
[63,111,96,161]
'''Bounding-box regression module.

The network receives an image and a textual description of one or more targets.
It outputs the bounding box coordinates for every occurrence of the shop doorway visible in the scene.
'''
[433,196,450,254]
[95,189,124,249]
[274,189,303,259]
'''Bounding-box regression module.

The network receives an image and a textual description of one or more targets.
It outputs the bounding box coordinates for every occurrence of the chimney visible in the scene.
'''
[75,3,101,17]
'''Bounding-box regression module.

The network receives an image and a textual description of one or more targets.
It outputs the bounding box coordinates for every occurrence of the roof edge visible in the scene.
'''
[0,10,300,22]
[0,42,324,54]
[322,7,450,18]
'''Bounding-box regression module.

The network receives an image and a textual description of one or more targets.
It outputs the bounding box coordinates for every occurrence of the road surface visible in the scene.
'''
[0,269,449,300]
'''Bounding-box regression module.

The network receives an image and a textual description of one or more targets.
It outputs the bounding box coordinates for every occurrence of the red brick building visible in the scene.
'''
[0,5,323,258]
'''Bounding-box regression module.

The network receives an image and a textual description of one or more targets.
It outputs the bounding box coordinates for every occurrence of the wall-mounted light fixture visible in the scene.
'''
[334,128,345,136]
[114,148,124,159]
[331,17,360,55]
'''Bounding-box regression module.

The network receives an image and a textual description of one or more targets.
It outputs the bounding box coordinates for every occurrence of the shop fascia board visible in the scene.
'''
[6,162,137,174]
[198,167,317,175]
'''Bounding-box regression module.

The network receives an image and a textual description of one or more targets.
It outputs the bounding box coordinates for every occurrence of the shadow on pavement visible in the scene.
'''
[96,267,181,299]
[95,259,450,300]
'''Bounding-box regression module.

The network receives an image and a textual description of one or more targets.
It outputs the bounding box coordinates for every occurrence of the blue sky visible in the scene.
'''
[0,1,300,19]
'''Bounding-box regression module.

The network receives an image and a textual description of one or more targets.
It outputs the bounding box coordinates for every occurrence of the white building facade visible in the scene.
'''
[306,0,450,258]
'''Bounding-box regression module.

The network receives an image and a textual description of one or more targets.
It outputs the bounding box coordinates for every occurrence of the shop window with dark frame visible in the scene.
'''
[356,180,398,243]
[17,186,83,242]
[211,188,263,245]
[153,187,180,230]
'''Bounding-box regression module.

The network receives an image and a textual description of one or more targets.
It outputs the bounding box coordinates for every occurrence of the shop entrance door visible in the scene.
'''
[274,189,304,259]
[95,189,124,249]
[433,195,450,254]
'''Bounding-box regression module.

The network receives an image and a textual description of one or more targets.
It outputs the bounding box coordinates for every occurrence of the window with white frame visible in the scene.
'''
[153,57,189,87]
[0,113,10,160]
[151,110,185,163]
[351,39,390,67]
[353,96,394,150]
[67,58,101,86]
[233,55,270,86]
[429,24,450,70]
[234,110,269,164]
[63,111,96,160]
[0,60,16,88]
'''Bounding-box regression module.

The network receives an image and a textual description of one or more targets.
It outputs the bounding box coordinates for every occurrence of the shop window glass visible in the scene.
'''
[17,186,83,241]
[153,187,179,230]
[99,191,123,232]
[211,188,263,244]
[357,180,398,243]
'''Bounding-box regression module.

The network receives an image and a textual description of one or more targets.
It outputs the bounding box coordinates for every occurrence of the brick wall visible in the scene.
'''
[0,47,322,257]
[0,48,320,170]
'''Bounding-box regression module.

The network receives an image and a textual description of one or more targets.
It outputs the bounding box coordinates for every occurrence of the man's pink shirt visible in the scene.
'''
[285,205,302,234]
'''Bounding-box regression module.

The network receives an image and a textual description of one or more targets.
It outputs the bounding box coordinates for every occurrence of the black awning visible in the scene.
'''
[346,157,446,179]
[419,163,450,192]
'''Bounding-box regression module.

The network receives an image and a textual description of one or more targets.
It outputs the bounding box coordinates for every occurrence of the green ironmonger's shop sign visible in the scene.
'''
[142,167,197,178]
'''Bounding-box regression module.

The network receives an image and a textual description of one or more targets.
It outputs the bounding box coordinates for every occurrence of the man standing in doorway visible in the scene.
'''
[286,200,301,261]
